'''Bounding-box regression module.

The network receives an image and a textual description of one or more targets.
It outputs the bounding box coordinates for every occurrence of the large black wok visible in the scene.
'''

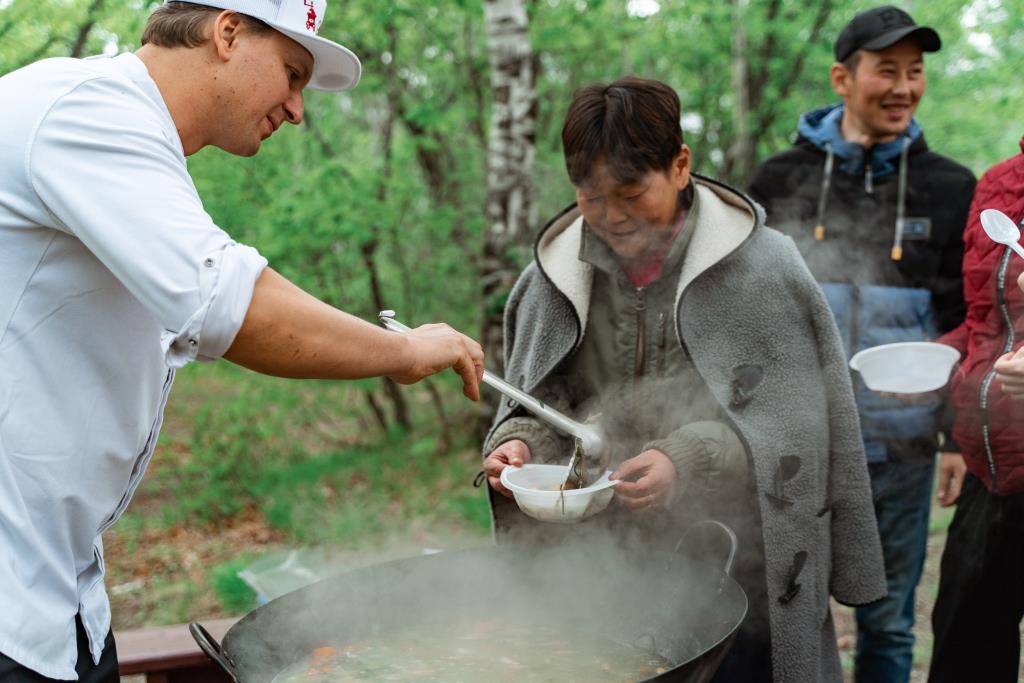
[190,521,747,683]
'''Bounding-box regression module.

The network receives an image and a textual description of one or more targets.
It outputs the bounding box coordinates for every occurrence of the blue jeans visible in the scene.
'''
[854,458,934,683]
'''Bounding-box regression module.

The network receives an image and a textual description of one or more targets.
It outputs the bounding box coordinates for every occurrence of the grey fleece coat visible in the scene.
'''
[487,175,886,682]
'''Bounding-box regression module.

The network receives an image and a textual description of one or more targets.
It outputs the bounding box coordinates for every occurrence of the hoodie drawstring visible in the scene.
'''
[813,137,912,262]
[814,144,835,241]
[890,138,911,261]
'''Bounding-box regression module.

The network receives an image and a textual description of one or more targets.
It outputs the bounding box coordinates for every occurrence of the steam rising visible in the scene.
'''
[222,535,747,681]
[219,169,795,678]
[769,210,895,287]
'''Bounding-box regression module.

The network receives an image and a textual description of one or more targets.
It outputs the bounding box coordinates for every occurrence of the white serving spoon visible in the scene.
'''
[980,209,1024,261]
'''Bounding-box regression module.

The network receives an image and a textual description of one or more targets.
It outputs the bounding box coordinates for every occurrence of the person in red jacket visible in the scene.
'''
[930,138,1024,682]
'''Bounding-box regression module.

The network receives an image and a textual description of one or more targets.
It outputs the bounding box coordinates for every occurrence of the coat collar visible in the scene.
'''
[534,174,759,331]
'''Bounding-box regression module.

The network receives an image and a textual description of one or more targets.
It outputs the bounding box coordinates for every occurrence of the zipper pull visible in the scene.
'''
[657,313,667,373]
[635,287,647,377]
[864,165,874,194]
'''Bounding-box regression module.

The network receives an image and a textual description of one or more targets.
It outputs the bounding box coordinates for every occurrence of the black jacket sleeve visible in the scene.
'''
[932,169,977,334]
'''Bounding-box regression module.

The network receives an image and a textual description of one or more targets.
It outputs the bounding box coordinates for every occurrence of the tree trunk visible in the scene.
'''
[463,16,489,153]
[397,110,456,205]
[722,0,753,186]
[364,389,389,432]
[69,0,105,58]
[362,22,412,432]
[423,380,453,454]
[481,0,536,394]
[748,0,834,149]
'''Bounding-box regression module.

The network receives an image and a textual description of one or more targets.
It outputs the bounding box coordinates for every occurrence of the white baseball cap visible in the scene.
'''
[173,0,361,91]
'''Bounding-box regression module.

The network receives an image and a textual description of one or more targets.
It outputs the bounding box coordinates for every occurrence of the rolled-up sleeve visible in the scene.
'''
[160,242,266,366]
[27,76,266,367]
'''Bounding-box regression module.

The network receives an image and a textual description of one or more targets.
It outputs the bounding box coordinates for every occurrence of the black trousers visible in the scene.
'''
[929,473,1024,683]
[0,616,118,683]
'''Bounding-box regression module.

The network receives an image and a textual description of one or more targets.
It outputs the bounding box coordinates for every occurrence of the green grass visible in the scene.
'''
[108,361,492,621]
[211,555,261,613]
[928,503,955,535]
[146,362,492,535]
[247,438,491,543]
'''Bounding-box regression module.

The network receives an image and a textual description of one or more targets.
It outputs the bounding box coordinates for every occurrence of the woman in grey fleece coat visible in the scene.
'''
[482,77,885,683]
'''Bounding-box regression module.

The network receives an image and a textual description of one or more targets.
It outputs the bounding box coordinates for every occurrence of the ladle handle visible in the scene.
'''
[377,310,598,446]
[189,622,239,680]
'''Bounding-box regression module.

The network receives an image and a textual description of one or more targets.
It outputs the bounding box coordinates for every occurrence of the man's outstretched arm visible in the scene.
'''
[225,268,484,400]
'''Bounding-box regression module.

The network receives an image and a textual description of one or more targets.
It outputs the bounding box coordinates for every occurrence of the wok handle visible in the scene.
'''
[189,622,239,681]
[674,519,738,576]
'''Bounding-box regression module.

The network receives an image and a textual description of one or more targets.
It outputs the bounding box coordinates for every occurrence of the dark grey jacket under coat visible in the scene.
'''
[487,175,886,682]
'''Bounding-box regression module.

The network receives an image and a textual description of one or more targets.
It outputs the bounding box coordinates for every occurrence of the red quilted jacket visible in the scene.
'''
[940,138,1024,495]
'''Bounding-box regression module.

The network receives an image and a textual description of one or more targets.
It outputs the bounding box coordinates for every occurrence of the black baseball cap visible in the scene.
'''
[834,5,941,63]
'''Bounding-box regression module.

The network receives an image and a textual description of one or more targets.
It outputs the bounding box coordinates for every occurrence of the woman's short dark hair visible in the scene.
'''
[141,1,273,48]
[561,76,684,186]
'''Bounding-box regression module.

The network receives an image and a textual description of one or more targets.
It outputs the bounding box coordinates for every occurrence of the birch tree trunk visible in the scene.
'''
[481,0,536,392]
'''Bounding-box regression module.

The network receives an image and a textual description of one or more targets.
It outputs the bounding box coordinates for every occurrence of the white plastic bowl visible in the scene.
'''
[500,464,617,524]
[849,342,961,393]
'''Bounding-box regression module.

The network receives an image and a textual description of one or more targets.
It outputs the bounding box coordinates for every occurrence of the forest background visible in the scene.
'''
[2,0,1022,675]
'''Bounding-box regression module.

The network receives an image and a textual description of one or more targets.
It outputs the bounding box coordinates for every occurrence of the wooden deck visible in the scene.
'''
[117,618,236,683]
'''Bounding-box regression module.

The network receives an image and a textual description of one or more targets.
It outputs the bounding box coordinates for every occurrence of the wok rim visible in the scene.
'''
[202,543,748,682]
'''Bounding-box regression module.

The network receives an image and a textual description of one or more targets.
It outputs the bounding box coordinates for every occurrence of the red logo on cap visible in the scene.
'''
[304,0,317,32]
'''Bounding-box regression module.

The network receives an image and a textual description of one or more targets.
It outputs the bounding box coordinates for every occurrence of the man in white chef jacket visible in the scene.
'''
[0,1,484,680]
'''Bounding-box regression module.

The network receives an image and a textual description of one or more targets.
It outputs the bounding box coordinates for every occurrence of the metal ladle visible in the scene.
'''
[980,209,1024,261]
[378,310,607,488]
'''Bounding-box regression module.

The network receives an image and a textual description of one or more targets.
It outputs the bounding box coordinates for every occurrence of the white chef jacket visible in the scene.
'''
[0,53,267,679]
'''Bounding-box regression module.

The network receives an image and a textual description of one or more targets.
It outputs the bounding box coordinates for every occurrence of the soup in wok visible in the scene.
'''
[272,622,671,683]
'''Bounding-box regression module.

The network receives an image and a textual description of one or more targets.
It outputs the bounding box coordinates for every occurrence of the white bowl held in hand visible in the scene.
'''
[849,342,961,393]
[500,464,617,524]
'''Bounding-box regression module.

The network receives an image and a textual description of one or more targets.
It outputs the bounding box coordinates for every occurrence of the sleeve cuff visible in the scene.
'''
[645,428,711,502]
[645,422,749,503]
[160,242,267,367]
[484,416,572,464]
[940,433,961,453]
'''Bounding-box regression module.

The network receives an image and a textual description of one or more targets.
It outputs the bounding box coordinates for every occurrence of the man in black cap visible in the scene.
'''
[749,6,976,683]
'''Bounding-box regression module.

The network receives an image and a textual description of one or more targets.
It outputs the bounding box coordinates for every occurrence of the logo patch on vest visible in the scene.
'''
[900,217,932,241]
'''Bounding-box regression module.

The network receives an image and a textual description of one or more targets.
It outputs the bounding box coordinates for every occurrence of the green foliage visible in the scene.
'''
[211,555,260,613]
[14,2,1012,636]
[149,363,489,539]
[8,0,1019,339]
[249,436,491,544]
[0,0,156,72]
[445,487,492,533]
